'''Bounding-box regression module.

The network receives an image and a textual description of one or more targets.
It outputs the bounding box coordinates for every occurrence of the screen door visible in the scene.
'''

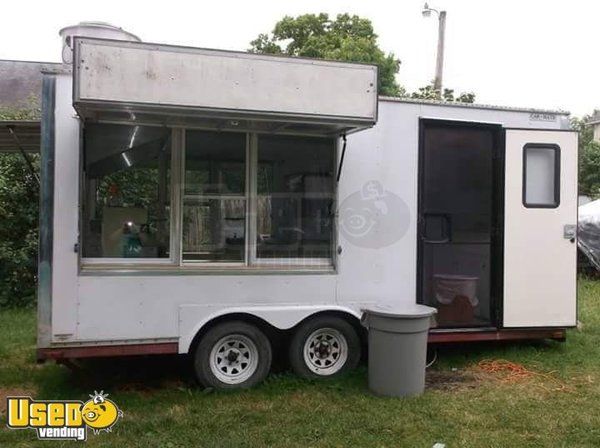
[418,120,501,328]
[503,129,577,327]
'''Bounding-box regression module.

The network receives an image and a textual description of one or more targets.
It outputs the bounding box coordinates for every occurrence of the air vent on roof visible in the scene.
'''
[59,21,140,64]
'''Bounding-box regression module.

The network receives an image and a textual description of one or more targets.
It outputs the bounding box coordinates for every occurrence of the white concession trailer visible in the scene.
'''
[31,26,577,388]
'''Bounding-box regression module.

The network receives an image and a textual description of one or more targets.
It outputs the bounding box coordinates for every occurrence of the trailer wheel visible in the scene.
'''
[193,321,272,389]
[289,316,360,379]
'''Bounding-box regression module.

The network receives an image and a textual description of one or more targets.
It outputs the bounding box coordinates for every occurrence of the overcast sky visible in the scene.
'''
[2,0,598,116]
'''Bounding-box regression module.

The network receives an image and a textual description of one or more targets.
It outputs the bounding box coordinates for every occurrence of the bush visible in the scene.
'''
[0,153,39,308]
[1,107,40,308]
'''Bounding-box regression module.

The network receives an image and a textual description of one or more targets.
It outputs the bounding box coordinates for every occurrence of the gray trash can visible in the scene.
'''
[362,304,437,397]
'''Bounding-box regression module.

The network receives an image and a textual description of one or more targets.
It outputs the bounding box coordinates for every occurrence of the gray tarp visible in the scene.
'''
[578,199,600,270]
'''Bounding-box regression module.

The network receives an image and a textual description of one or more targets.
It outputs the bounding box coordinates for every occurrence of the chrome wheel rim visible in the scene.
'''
[303,328,348,375]
[210,334,259,385]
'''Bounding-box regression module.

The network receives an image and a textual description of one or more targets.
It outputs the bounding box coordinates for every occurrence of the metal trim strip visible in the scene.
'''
[37,74,56,349]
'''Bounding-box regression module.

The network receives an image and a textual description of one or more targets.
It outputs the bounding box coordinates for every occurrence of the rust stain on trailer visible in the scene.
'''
[428,329,566,344]
[37,342,178,360]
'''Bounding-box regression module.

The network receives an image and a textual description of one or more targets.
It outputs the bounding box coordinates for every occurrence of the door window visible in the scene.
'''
[523,144,560,208]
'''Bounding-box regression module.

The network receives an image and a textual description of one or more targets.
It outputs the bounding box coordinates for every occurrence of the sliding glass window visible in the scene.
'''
[256,135,335,264]
[82,124,172,260]
[81,124,335,269]
[182,130,247,263]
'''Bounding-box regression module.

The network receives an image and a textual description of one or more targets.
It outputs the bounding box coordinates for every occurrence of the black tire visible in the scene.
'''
[289,316,361,379]
[193,321,272,389]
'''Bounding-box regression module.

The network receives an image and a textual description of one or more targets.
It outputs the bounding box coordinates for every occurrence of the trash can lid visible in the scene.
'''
[361,303,437,319]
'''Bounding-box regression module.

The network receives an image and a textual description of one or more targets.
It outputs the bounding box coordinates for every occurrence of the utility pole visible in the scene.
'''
[422,3,447,95]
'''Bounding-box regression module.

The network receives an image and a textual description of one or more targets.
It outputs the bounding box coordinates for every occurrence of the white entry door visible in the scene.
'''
[503,129,578,327]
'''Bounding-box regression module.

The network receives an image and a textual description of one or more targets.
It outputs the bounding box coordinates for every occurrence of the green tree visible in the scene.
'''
[0,106,40,308]
[249,13,404,97]
[410,83,476,103]
[572,114,600,197]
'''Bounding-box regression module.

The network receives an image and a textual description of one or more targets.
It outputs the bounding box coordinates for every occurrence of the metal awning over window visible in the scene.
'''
[0,120,40,152]
[72,38,378,135]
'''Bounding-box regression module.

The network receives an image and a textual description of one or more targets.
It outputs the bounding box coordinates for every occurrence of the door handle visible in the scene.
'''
[564,224,576,243]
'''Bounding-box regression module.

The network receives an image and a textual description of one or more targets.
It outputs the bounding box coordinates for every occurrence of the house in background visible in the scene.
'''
[589,110,600,142]
[0,60,62,112]
[0,60,62,153]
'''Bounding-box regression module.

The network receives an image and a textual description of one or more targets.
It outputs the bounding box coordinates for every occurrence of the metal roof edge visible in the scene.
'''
[41,65,71,75]
[0,59,70,75]
[0,120,41,125]
[73,36,379,70]
[378,95,570,116]
[0,58,62,66]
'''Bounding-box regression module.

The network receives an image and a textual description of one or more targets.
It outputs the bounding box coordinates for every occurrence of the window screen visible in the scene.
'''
[523,144,560,208]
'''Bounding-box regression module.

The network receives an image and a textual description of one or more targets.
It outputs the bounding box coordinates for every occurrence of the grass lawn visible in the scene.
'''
[2,280,600,447]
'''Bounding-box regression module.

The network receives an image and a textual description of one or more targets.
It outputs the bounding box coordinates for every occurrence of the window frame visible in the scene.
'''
[522,143,561,209]
[80,123,178,266]
[180,129,249,267]
[80,122,338,271]
[249,132,337,268]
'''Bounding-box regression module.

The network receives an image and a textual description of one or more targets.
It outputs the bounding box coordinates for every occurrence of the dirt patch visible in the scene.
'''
[0,387,36,415]
[425,369,484,391]
[112,378,187,395]
[474,359,571,392]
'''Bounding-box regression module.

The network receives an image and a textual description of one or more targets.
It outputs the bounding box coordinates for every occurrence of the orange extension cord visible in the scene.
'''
[477,359,569,392]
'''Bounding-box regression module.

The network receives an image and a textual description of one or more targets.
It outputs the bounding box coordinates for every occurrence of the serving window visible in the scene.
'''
[81,123,336,270]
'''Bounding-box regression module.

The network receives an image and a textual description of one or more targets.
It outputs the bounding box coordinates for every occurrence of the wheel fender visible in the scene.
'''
[178,304,362,354]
